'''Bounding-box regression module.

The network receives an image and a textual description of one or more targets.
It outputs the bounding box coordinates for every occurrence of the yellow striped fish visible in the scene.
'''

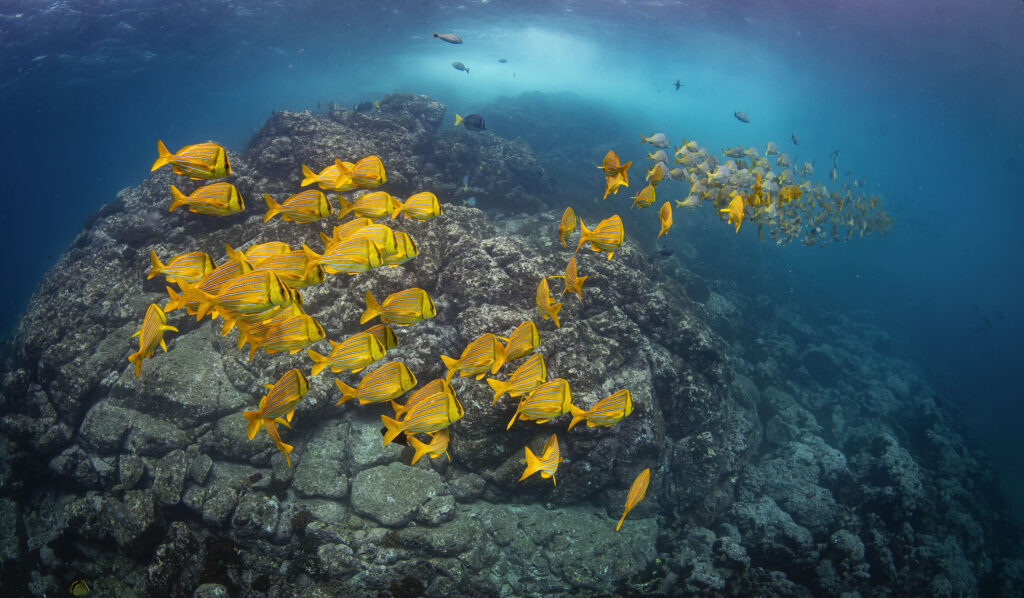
[334,360,416,405]
[499,320,539,361]
[390,377,448,418]
[235,305,305,350]
[331,159,360,191]
[164,254,253,315]
[245,313,325,360]
[301,237,381,276]
[486,352,546,404]
[128,303,178,378]
[320,217,373,247]
[616,468,651,531]
[169,182,244,215]
[360,288,436,326]
[344,223,398,257]
[382,379,463,445]
[645,162,668,186]
[657,201,673,238]
[243,241,291,263]
[408,428,451,465]
[393,191,442,221]
[631,183,656,209]
[185,270,294,321]
[306,332,385,376]
[720,195,744,233]
[69,580,90,596]
[549,256,587,303]
[253,250,325,289]
[147,250,215,284]
[300,162,341,189]
[558,206,576,247]
[506,378,573,430]
[264,190,331,223]
[364,323,399,351]
[440,333,507,382]
[535,277,562,328]
[349,155,387,188]
[568,389,633,430]
[576,214,624,260]
[152,140,230,179]
[519,434,562,485]
[337,191,396,220]
[382,231,419,266]
[243,369,308,466]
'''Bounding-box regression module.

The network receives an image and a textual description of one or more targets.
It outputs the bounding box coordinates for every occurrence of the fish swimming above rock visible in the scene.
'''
[382,231,419,267]
[264,190,331,223]
[549,256,587,303]
[252,250,325,290]
[337,190,397,220]
[455,113,486,131]
[499,320,540,361]
[301,237,382,276]
[616,468,651,531]
[152,140,231,180]
[486,353,546,404]
[720,195,744,233]
[306,331,385,376]
[301,162,343,189]
[599,150,632,199]
[69,580,90,596]
[128,303,178,378]
[148,250,215,284]
[243,312,325,361]
[408,428,451,465]
[657,201,673,238]
[181,270,296,323]
[360,288,436,326]
[364,323,399,352]
[734,111,750,123]
[631,183,656,209]
[346,155,387,188]
[334,360,416,406]
[645,162,668,186]
[507,378,573,429]
[558,206,576,247]
[441,332,507,381]
[392,191,442,221]
[519,434,562,486]
[243,241,291,263]
[535,277,563,328]
[641,132,670,148]
[169,182,245,216]
[576,214,625,260]
[243,368,308,467]
[452,61,470,73]
[433,32,463,44]
[568,389,633,430]
[382,378,463,445]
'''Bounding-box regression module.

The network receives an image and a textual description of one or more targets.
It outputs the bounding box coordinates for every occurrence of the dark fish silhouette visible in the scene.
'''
[674,79,681,90]
[734,111,750,123]
[452,61,469,73]
[455,113,486,131]
[498,58,508,63]
[791,133,799,145]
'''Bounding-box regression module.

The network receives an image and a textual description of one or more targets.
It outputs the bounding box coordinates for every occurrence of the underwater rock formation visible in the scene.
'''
[0,94,1020,597]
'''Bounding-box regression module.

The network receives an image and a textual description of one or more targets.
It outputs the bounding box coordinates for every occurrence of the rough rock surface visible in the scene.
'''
[0,94,1020,597]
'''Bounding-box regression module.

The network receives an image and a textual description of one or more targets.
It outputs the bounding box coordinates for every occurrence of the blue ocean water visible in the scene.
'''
[1,0,1021,517]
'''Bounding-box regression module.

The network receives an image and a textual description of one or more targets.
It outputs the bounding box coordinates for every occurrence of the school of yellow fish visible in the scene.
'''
[135,137,649,532]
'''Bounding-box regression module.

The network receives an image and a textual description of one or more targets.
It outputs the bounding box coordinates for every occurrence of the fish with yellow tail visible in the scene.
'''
[640,132,670,148]
[253,250,325,289]
[535,277,562,328]
[382,231,419,267]
[332,160,360,191]
[128,303,178,378]
[243,241,291,263]
[558,206,576,247]
[549,256,587,302]
[519,434,562,485]
[164,251,253,316]
[243,312,325,361]
[335,360,416,405]
[675,195,701,209]
[243,369,308,466]
[645,162,668,186]
[178,270,295,322]
[631,183,655,209]
[348,155,387,188]
[576,214,625,260]
[169,182,244,215]
[599,150,631,199]
[148,250,215,284]
[152,140,231,179]
[307,331,386,376]
[381,378,463,445]
[336,190,398,220]
[657,201,673,238]
[264,190,331,223]
[720,195,744,233]
[507,378,573,429]
[300,162,343,189]
[441,333,507,382]
[321,217,374,247]
[408,428,451,465]
[234,304,304,349]
[361,288,436,326]
[486,353,546,404]
[498,320,539,361]
[392,191,442,221]
[301,237,381,276]
[69,580,90,596]
[568,389,633,430]
[616,468,651,531]
[364,323,399,351]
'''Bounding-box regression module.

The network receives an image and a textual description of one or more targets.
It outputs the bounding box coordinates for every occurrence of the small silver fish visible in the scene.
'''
[433,32,463,44]
[452,61,469,74]
[734,111,750,123]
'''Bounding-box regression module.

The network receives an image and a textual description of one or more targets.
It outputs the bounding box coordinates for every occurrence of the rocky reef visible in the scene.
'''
[0,94,1020,597]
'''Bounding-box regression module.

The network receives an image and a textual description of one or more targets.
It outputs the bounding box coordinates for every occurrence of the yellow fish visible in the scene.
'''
[598,150,630,181]
[244,313,325,361]
[507,378,573,429]
[645,162,668,186]
[549,256,586,302]
[337,190,397,220]
[335,360,417,405]
[720,196,744,233]
[243,241,291,263]
[306,331,385,376]
[344,223,398,257]
[535,277,563,328]
[364,323,399,351]
[360,288,436,326]
[603,174,629,200]
[558,206,576,247]
[69,580,90,596]
[616,468,651,531]
[568,389,633,430]
[243,369,308,466]
[330,159,360,191]
[576,214,625,260]
[382,231,419,267]
[264,190,332,223]
[499,320,539,361]
[301,237,381,276]
[392,191,442,221]
[152,140,231,180]
[519,434,562,486]
[164,252,253,315]
[320,217,374,247]
[349,155,387,188]
[408,428,451,465]
[382,379,463,445]
[253,250,325,289]
[441,333,507,381]
[486,352,546,404]
[182,270,294,321]
[147,250,215,284]
[657,201,673,238]
[169,182,244,216]
[128,303,178,378]
[631,183,655,209]
[234,304,305,349]
[300,162,341,189]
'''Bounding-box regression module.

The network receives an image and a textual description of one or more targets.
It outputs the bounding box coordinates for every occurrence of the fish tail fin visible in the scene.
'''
[506,408,522,431]
[455,114,463,127]
[440,354,458,373]
[300,164,318,187]
[490,344,507,374]
[300,243,321,277]
[127,351,143,378]
[389,198,404,219]
[486,377,509,404]
[360,291,380,324]
[168,185,188,212]
[152,140,171,171]
[380,415,402,445]
[334,379,356,405]
[263,194,280,222]
[244,411,262,440]
[276,440,294,467]
[550,302,562,328]
[164,286,183,312]
[335,196,353,219]
[408,435,429,465]
[616,509,629,532]
[306,349,329,377]
[640,134,647,143]
[568,404,588,430]
[224,243,247,264]
[519,447,540,481]
[575,219,591,253]
[147,250,164,279]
